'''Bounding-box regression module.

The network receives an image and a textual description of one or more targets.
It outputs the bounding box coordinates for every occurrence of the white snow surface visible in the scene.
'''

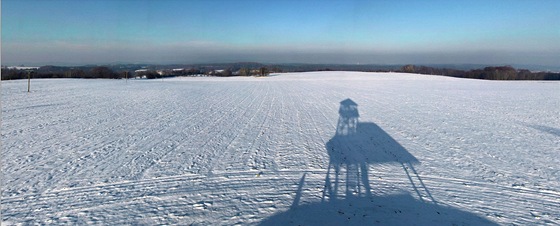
[2,72,559,225]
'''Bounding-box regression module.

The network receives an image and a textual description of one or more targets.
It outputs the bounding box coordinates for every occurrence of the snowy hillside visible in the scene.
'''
[2,72,559,225]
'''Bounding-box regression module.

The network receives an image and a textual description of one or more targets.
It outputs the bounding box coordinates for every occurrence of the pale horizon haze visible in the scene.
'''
[2,0,559,67]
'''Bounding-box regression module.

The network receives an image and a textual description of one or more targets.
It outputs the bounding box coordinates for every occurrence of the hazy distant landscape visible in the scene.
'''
[2,0,559,225]
[3,63,560,81]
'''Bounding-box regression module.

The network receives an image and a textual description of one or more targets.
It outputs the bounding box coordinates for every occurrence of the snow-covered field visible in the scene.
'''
[2,72,559,225]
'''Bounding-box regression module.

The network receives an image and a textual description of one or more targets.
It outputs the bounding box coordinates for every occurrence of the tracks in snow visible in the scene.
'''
[2,74,559,225]
[2,168,558,225]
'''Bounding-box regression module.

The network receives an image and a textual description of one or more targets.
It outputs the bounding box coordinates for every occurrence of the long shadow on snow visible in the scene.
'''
[526,124,560,137]
[260,98,497,226]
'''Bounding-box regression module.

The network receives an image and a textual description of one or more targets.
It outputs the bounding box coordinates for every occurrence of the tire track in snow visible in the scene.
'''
[136,81,268,177]
[210,81,276,172]
[239,82,278,172]
[123,84,255,178]
[184,82,266,175]
[3,74,558,225]
[3,168,558,225]
[268,80,338,171]
[60,87,226,184]
[3,81,249,194]
[1,170,317,224]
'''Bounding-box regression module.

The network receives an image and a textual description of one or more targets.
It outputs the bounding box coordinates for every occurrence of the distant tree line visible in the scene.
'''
[236,67,270,77]
[399,65,560,80]
[2,63,558,81]
[1,66,198,80]
[1,66,122,80]
[1,64,277,80]
[202,67,272,77]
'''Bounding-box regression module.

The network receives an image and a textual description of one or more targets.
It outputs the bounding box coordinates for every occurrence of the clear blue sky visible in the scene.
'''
[2,0,559,66]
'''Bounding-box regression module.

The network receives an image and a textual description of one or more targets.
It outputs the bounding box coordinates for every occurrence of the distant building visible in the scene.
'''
[4,66,40,70]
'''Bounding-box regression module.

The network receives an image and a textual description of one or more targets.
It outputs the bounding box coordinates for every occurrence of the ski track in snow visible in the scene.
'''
[2,72,559,225]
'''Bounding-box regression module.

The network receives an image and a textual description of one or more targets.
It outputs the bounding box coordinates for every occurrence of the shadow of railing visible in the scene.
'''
[526,124,560,137]
[260,99,497,226]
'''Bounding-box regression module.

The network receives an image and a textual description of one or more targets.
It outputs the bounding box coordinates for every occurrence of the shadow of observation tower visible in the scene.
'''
[259,99,498,225]
[323,99,433,203]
